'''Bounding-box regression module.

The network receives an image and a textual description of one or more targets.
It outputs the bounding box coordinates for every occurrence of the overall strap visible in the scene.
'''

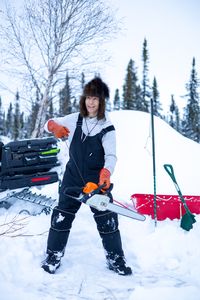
[99,125,115,139]
[76,113,83,127]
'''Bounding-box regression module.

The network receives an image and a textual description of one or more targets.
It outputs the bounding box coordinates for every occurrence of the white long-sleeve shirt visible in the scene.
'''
[44,112,117,175]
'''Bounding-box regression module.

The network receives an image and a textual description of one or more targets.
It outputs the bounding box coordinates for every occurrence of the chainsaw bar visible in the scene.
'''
[85,194,146,221]
[64,184,146,221]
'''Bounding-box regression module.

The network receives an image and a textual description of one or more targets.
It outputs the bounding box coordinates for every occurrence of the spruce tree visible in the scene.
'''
[81,72,85,89]
[6,102,14,138]
[134,85,143,111]
[13,91,21,140]
[27,90,40,138]
[169,94,176,128]
[169,95,180,132]
[152,77,162,117]
[182,57,200,143]
[59,72,72,116]
[48,99,54,119]
[122,59,139,110]
[141,38,150,112]
[113,88,121,110]
[71,97,79,113]
[175,106,180,132]
[0,97,5,136]
[20,112,25,138]
[24,115,32,139]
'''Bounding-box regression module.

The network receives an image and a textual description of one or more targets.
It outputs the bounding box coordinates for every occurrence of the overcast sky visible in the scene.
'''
[102,0,200,112]
[0,0,200,113]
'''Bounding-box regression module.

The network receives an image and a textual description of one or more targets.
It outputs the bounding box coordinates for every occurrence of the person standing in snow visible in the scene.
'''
[41,77,132,276]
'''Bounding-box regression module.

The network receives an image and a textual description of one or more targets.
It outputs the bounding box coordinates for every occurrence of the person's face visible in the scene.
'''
[85,96,99,117]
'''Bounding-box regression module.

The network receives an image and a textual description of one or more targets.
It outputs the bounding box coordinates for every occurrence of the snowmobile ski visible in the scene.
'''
[65,183,146,221]
[0,188,57,215]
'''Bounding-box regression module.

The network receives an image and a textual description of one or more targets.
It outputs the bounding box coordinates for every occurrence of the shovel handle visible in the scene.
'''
[163,164,177,184]
[164,164,191,214]
[164,164,196,230]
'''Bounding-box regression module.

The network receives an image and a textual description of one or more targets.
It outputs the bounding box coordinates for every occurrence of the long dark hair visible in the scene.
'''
[79,95,106,120]
[79,77,109,120]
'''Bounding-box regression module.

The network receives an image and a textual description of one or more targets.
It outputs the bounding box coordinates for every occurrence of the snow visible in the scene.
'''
[0,110,200,300]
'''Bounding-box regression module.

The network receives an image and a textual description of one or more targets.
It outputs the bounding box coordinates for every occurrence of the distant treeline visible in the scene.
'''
[0,39,199,144]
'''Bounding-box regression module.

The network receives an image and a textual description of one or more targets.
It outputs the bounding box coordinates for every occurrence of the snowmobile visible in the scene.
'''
[0,137,60,215]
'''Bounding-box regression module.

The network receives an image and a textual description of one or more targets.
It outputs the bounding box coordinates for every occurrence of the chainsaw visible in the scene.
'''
[64,182,146,221]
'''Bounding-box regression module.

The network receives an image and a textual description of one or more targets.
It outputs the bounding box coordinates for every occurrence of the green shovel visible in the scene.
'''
[164,164,196,231]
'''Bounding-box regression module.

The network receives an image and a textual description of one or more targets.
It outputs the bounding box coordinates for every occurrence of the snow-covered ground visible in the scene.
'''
[0,110,200,300]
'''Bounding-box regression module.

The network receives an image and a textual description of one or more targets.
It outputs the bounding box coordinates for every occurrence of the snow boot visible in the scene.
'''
[41,252,62,274]
[107,255,132,276]
[94,211,132,276]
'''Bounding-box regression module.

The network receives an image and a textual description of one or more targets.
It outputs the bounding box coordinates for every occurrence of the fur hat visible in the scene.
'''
[83,77,109,99]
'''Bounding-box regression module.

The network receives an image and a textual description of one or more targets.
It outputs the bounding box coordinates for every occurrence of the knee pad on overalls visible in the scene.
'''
[94,211,119,234]
[94,212,124,258]
[51,206,75,231]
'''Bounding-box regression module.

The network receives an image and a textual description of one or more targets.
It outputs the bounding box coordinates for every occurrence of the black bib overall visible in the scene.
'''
[47,114,124,261]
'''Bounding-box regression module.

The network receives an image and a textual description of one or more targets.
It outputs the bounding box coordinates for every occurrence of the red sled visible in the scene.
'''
[131,194,200,221]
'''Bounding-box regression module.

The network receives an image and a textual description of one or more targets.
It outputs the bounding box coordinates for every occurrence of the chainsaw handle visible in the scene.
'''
[163,164,177,184]
[101,183,113,194]
[92,183,113,195]
[64,183,113,198]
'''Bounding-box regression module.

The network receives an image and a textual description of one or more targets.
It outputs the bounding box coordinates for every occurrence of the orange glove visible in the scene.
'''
[83,182,98,194]
[99,168,111,190]
[47,120,70,139]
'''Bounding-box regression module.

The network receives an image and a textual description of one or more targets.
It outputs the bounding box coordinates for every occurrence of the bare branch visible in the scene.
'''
[0,214,29,237]
[0,0,119,136]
